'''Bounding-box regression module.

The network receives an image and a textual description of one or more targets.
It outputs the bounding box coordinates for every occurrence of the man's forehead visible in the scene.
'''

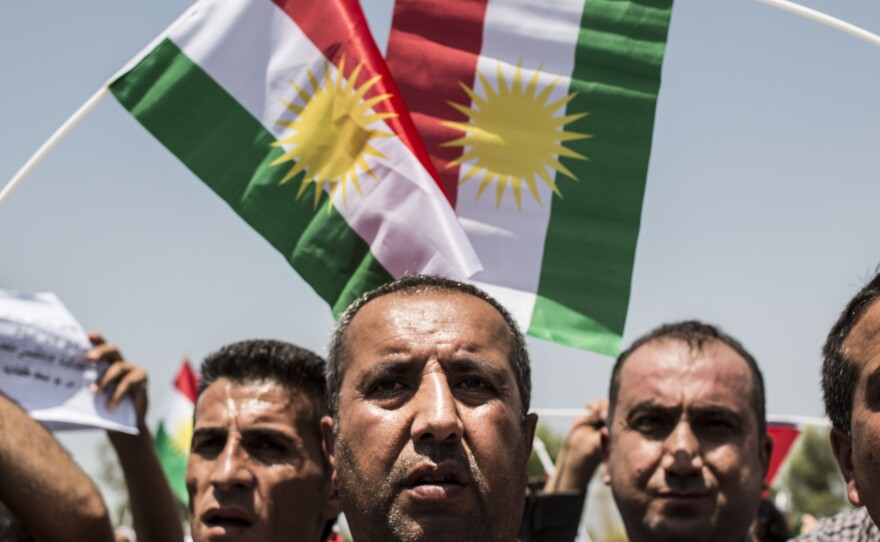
[618,338,755,403]
[844,300,880,369]
[347,290,510,341]
[195,378,318,423]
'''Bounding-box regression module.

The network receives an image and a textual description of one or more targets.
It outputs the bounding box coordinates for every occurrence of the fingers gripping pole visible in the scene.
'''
[0,86,109,208]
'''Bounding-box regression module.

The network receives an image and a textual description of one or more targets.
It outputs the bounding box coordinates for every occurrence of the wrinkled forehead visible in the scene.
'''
[194,377,320,426]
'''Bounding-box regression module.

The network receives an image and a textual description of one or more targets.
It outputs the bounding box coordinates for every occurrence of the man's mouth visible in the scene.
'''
[403,462,469,500]
[202,508,255,532]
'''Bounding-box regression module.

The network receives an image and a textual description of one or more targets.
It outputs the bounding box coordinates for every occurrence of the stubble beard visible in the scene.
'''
[334,435,525,542]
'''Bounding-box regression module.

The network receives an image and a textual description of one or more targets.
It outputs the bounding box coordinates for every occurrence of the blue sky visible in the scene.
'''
[1,0,879,506]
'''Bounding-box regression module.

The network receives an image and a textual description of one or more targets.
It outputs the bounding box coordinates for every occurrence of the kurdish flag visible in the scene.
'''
[386,0,674,355]
[110,0,481,313]
[154,359,198,504]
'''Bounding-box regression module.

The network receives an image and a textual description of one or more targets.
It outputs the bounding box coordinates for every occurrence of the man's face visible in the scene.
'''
[187,378,336,542]
[832,299,880,525]
[602,339,770,542]
[323,291,537,542]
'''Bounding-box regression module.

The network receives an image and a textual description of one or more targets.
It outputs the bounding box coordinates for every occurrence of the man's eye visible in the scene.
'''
[631,415,666,432]
[251,439,287,455]
[368,379,406,396]
[192,436,224,455]
[698,418,739,436]
[457,376,492,391]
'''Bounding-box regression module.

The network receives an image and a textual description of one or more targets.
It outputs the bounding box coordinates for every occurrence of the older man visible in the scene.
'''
[322,274,538,542]
[601,321,772,542]
[797,271,880,540]
[186,339,339,542]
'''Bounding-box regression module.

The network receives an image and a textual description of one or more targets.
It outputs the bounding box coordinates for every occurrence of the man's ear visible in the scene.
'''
[760,432,774,478]
[600,426,611,485]
[320,415,339,497]
[830,427,862,507]
[523,412,539,455]
[321,415,336,467]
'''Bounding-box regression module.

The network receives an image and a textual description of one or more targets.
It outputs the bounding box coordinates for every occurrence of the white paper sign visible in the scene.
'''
[0,290,137,434]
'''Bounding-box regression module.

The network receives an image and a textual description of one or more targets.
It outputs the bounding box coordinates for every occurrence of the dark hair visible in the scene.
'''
[197,339,326,413]
[326,274,531,417]
[822,270,880,436]
[608,320,767,437]
[753,498,790,542]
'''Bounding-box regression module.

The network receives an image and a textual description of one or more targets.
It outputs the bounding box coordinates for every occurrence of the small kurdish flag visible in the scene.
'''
[110,0,481,314]
[386,0,674,355]
[154,359,198,504]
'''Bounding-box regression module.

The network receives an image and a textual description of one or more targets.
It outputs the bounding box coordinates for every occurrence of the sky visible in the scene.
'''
[1,0,879,510]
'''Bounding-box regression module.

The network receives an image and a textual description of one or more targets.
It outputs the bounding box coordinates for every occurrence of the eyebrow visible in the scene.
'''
[625,402,739,419]
[355,357,510,387]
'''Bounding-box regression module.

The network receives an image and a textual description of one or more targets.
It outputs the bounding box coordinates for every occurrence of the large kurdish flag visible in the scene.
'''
[386,0,674,355]
[110,0,480,314]
[154,359,198,504]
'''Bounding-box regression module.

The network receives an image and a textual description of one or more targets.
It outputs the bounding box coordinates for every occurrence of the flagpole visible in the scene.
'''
[0,86,109,207]
[755,0,880,48]
[0,0,205,209]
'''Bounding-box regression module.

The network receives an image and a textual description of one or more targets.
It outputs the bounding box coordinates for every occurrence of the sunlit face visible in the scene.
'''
[603,339,770,542]
[833,300,880,525]
[187,379,335,542]
[323,291,537,542]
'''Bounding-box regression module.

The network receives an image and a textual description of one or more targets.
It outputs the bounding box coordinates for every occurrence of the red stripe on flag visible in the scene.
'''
[175,359,199,403]
[271,0,447,202]
[385,0,491,207]
[765,423,801,488]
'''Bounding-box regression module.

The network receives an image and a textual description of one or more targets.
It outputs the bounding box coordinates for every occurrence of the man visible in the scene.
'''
[186,339,339,542]
[322,274,538,542]
[601,321,772,542]
[798,271,880,540]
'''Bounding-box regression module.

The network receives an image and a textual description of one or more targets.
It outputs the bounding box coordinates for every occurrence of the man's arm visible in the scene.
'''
[89,333,185,542]
[0,391,114,542]
[544,398,607,493]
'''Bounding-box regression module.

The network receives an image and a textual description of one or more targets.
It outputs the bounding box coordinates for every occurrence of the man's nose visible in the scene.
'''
[661,421,703,475]
[209,438,255,490]
[410,371,464,444]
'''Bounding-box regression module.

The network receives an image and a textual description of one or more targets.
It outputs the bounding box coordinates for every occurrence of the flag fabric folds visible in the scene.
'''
[385,0,674,355]
[154,359,198,504]
[110,0,481,315]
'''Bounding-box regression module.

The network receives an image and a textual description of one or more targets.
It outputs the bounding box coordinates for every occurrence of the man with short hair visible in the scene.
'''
[186,339,339,542]
[797,271,880,540]
[601,321,772,542]
[322,274,538,542]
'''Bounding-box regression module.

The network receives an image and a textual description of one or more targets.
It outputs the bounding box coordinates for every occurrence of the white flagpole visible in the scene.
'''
[0,0,205,209]
[755,0,880,48]
[0,86,109,207]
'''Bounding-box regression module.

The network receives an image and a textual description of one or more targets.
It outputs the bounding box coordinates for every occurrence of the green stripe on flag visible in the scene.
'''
[531,0,674,355]
[154,422,188,504]
[110,39,391,312]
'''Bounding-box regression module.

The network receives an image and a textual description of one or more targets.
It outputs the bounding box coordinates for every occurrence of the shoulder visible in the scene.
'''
[791,508,878,542]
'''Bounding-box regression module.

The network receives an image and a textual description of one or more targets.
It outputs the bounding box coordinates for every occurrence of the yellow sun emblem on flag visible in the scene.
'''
[170,419,193,455]
[443,63,590,209]
[271,57,397,209]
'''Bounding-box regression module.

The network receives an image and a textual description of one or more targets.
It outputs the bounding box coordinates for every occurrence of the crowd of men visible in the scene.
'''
[2,271,880,541]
